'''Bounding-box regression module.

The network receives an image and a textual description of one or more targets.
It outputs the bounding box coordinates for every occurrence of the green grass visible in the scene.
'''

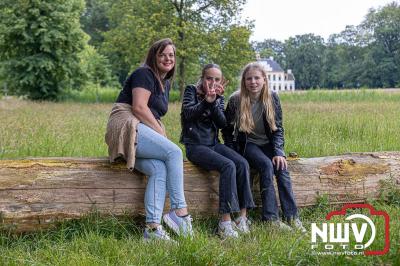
[0,202,399,265]
[60,85,182,103]
[1,90,400,265]
[279,88,400,103]
[283,101,400,157]
[1,90,400,159]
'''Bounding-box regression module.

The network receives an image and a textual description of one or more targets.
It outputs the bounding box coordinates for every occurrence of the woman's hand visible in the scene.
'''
[205,85,217,103]
[215,79,228,96]
[272,156,287,171]
[132,87,165,135]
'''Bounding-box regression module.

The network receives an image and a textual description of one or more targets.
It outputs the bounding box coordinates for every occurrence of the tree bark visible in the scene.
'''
[1,152,399,232]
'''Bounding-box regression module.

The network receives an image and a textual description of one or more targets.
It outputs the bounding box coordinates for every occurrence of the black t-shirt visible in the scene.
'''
[116,67,170,119]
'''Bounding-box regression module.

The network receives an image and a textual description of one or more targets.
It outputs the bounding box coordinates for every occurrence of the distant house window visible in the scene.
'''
[273,85,276,90]
[290,85,292,90]
[284,85,287,90]
[278,75,281,81]
[268,74,271,80]
[278,85,281,90]
[273,74,276,81]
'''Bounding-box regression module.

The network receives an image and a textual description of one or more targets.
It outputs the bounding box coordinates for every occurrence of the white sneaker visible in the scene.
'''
[289,218,307,233]
[233,216,251,234]
[144,225,174,242]
[163,210,194,237]
[218,220,239,239]
[270,220,293,231]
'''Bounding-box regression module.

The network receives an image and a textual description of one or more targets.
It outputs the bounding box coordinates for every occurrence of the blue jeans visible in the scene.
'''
[135,123,187,224]
[243,142,298,221]
[186,143,255,214]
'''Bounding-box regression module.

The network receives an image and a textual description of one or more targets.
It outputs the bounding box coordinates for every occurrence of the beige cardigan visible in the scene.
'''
[105,103,140,171]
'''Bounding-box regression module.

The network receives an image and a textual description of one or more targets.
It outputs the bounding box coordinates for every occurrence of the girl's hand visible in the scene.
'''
[205,85,217,103]
[272,156,287,171]
[215,79,229,96]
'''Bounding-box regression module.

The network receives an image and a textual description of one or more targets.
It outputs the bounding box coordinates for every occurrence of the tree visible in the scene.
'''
[102,0,253,96]
[361,2,400,87]
[209,25,254,95]
[101,0,177,84]
[168,0,250,95]
[79,44,118,87]
[0,0,87,100]
[322,27,367,89]
[253,39,286,68]
[80,0,111,48]
[284,34,325,89]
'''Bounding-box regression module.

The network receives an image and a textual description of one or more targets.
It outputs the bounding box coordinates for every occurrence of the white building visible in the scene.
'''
[257,56,295,91]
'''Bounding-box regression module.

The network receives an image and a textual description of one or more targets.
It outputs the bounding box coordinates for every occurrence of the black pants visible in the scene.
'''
[186,143,255,214]
[244,142,298,221]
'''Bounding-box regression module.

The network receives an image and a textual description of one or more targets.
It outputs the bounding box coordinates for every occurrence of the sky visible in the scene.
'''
[242,0,397,42]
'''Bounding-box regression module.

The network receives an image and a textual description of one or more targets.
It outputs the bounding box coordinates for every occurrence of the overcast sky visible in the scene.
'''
[242,0,397,42]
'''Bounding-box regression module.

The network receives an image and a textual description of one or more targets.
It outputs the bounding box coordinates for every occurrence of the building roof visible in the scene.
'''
[286,73,295,81]
[258,57,284,72]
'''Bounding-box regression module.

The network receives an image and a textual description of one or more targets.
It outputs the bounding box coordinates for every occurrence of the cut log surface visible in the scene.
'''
[1,152,399,232]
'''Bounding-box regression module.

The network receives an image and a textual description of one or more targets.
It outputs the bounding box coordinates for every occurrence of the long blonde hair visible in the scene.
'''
[239,62,277,133]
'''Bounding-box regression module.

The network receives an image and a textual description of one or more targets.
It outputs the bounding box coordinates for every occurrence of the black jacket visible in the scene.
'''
[221,91,285,157]
[180,85,226,145]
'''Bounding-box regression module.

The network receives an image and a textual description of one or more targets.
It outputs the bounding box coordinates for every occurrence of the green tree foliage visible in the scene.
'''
[322,27,366,89]
[168,0,252,95]
[253,39,286,67]
[79,44,118,87]
[252,2,399,90]
[0,0,87,100]
[284,34,325,89]
[102,0,177,84]
[80,0,111,48]
[102,0,253,95]
[361,2,400,87]
[209,25,254,94]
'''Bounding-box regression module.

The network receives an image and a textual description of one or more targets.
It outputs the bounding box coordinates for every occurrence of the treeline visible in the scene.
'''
[0,0,253,100]
[254,2,400,89]
[0,0,399,100]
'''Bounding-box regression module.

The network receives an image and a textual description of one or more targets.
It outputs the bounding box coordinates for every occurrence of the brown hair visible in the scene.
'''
[144,38,176,91]
[239,62,277,133]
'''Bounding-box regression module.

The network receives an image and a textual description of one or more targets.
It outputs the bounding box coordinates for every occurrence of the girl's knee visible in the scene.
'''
[237,158,250,171]
[222,160,236,172]
[255,159,273,175]
[168,145,183,160]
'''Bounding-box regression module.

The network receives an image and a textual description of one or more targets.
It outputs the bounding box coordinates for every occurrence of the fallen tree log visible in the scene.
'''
[1,152,399,232]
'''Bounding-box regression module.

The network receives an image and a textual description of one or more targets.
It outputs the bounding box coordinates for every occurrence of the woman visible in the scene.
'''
[222,62,306,232]
[181,64,255,239]
[105,38,193,241]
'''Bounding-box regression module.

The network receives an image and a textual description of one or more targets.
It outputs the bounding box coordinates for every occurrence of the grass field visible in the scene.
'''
[1,89,400,159]
[1,90,399,265]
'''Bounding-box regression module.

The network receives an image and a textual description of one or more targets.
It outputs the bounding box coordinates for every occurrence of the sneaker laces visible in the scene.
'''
[235,216,250,233]
[182,215,193,234]
[220,221,238,237]
[237,216,250,225]
[155,225,171,240]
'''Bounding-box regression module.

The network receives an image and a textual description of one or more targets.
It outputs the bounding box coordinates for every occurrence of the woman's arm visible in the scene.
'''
[271,93,285,157]
[221,95,237,149]
[210,96,227,128]
[181,85,209,121]
[131,87,165,136]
